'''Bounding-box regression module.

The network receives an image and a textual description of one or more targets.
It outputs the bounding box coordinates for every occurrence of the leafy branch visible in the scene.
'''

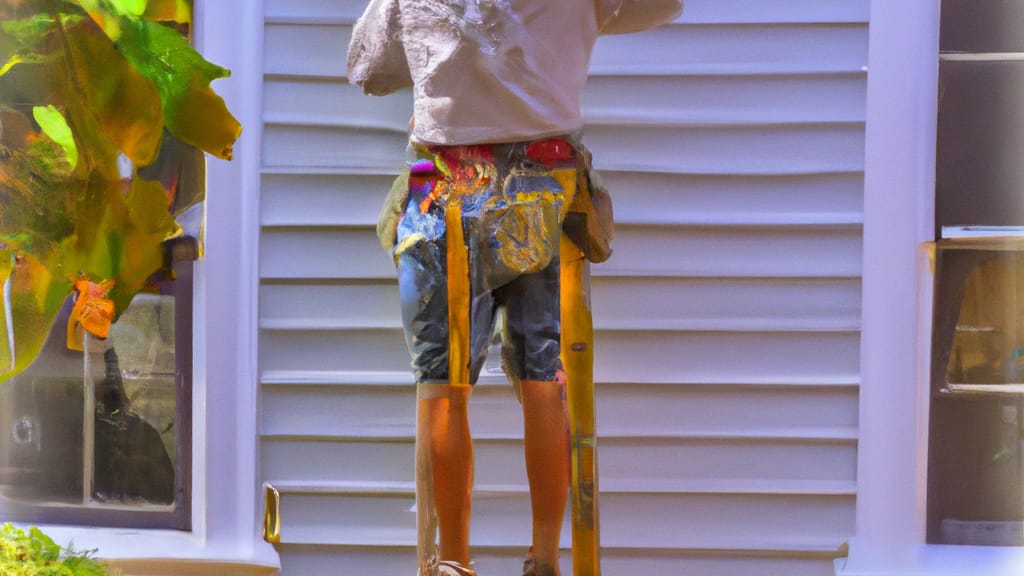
[0,0,239,380]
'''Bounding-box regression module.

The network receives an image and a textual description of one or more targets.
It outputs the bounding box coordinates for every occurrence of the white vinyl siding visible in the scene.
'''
[258,1,867,575]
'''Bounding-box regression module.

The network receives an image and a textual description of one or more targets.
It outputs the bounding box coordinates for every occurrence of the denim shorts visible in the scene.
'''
[394,138,578,384]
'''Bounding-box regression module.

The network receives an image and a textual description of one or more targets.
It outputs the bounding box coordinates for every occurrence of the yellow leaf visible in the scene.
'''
[166,82,241,160]
[0,53,22,77]
[65,18,164,167]
[74,0,122,40]
[143,0,191,24]
[108,0,148,18]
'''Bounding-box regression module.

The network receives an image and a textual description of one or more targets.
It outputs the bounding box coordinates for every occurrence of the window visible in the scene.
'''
[927,0,1024,547]
[0,237,196,530]
[929,239,1024,546]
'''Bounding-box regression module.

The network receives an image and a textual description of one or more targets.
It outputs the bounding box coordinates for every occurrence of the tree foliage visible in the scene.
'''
[0,0,239,380]
[0,523,111,575]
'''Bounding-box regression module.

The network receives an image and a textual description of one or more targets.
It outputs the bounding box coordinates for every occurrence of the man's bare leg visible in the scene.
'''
[417,382,474,570]
[521,378,570,575]
[416,384,439,574]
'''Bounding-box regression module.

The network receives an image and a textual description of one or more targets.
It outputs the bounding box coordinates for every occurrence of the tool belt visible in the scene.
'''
[563,144,614,263]
[378,136,614,265]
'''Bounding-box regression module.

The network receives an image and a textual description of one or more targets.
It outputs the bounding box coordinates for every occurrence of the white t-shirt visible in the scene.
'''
[348,0,684,145]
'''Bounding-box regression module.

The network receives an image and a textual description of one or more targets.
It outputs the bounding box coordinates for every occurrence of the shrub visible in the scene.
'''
[0,523,111,576]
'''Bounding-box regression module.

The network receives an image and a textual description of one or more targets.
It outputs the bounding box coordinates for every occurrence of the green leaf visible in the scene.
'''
[32,105,78,170]
[1,12,60,42]
[0,13,74,79]
[0,126,79,249]
[28,527,60,562]
[0,252,69,384]
[117,19,240,159]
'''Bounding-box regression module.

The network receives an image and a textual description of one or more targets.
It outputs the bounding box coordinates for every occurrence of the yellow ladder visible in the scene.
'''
[560,233,601,576]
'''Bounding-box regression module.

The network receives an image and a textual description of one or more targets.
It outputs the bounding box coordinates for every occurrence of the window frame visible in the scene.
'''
[836,0,1024,573]
[18,0,277,567]
[1,244,194,530]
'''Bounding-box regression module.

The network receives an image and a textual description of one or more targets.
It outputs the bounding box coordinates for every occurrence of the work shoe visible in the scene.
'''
[424,559,477,576]
[522,556,557,576]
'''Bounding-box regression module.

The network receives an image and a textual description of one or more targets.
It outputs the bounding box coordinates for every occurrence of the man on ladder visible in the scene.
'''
[348,2,682,574]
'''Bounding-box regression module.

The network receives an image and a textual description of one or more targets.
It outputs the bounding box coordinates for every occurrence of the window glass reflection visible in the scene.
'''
[929,243,1024,546]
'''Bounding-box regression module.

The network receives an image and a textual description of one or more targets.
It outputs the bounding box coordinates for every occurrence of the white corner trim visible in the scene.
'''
[836,0,941,573]
[193,0,276,567]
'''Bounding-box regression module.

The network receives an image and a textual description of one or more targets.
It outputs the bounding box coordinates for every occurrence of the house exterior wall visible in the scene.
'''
[256,1,869,574]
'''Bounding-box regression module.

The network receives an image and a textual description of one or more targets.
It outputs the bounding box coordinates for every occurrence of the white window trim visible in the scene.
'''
[836,1,1024,574]
[28,0,277,568]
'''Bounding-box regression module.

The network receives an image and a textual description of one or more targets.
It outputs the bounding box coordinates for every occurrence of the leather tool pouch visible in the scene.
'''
[564,147,614,263]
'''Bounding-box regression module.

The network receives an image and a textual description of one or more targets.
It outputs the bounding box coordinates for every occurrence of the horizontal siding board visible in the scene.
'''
[583,124,865,174]
[260,171,864,227]
[278,546,841,576]
[264,0,365,20]
[262,437,856,489]
[263,439,414,485]
[259,277,862,332]
[261,125,406,172]
[680,0,869,24]
[263,79,413,132]
[260,328,408,373]
[262,385,411,438]
[591,331,860,383]
[582,225,862,277]
[275,491,854,548]
[595,493,855,548]
[263,23,867,79]
[268,477,856,499]
[264,25,350,79]
[588,438,858,488]
[263,123,865,174]
[260,173,394,227]
[582,74,867,125]
[595,384,859,436]
[259,228,393,280]
[590,24,868,76]
[259,329,859,382]
[259,226,862,280]
[261,382,857,439]
[259,369,858,387]
[265,0,869,25]
[278,547,415,576]
[263,75,865,129]
[592,277,862,331]
[602,172,864,225]
[260,282,400,328]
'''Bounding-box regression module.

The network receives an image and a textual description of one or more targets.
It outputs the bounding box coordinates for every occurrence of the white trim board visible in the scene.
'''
[835,2,1024,574]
